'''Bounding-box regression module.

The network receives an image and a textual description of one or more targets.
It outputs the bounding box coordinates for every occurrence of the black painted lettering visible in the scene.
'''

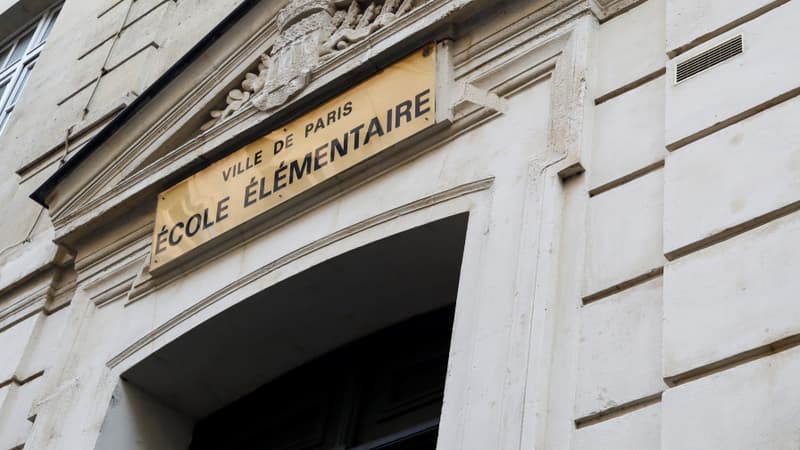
[156,226,168,254]
[395,100,412,128]
[314,144,329,170]
[364,116,384,145]
[259,177,271,199]
[202,208,215,229]
[169,222,184,246]
[415,89,431,117]
[289,153,312,183]
[244,177,258,207]
[274,162,288,192]
[331,134,348,161]
[185,214,202,237]
[349,124,365,150]
[216,197,230,221]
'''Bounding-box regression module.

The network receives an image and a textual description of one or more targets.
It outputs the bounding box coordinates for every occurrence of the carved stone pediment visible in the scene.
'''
[201,0,418,131]
[46,0,601,251]
[43,0,441,245]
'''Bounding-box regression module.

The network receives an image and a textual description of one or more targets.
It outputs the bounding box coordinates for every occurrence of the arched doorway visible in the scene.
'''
[111,213,469,449]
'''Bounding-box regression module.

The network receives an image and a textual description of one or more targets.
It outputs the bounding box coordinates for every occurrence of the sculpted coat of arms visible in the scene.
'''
[201,0,417,131]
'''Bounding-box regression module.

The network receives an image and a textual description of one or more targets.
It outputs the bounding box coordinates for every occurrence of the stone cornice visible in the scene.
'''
[124,8,595,298]
[51,15,280,223]
[50,0,472,244]
[50,0,598,254]
[102,1,597,373]
[111,176,495,369]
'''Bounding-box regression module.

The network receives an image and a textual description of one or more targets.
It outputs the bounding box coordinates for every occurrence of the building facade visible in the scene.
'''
[0,0,798,448]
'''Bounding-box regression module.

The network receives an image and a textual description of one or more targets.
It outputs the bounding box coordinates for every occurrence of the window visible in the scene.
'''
[0,3,61,134]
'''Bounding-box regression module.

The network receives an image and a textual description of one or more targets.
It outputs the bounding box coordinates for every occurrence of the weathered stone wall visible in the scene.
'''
[574,0,800,449]
[0,0,798,449]
[0,1,245,448]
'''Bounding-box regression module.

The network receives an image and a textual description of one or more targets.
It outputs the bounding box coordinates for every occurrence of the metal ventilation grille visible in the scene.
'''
[676,35,743,83]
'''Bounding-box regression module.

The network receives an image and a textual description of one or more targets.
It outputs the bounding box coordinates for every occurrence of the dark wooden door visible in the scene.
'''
[189,305,454,450]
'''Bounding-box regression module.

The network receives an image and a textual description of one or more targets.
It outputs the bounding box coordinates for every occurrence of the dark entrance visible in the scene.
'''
[120,214,469,450]
[188,305,454,450]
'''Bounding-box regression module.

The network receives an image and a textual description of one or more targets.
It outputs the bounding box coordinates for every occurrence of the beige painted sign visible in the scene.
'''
[151,46,436,269]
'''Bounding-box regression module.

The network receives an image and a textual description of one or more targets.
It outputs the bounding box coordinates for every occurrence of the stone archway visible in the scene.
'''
[96,213,469,449]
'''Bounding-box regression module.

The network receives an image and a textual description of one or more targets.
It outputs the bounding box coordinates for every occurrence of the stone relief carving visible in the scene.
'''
[201,0,418,132]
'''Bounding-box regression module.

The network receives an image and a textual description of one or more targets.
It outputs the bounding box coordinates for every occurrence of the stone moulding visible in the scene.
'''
[128,6,594,295]
[110,177,495,369]
[50,0,597,259]
[201,0,421,131]
[50,0,460,242]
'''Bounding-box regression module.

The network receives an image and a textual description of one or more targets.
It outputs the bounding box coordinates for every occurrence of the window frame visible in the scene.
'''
[0,3,62,134]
